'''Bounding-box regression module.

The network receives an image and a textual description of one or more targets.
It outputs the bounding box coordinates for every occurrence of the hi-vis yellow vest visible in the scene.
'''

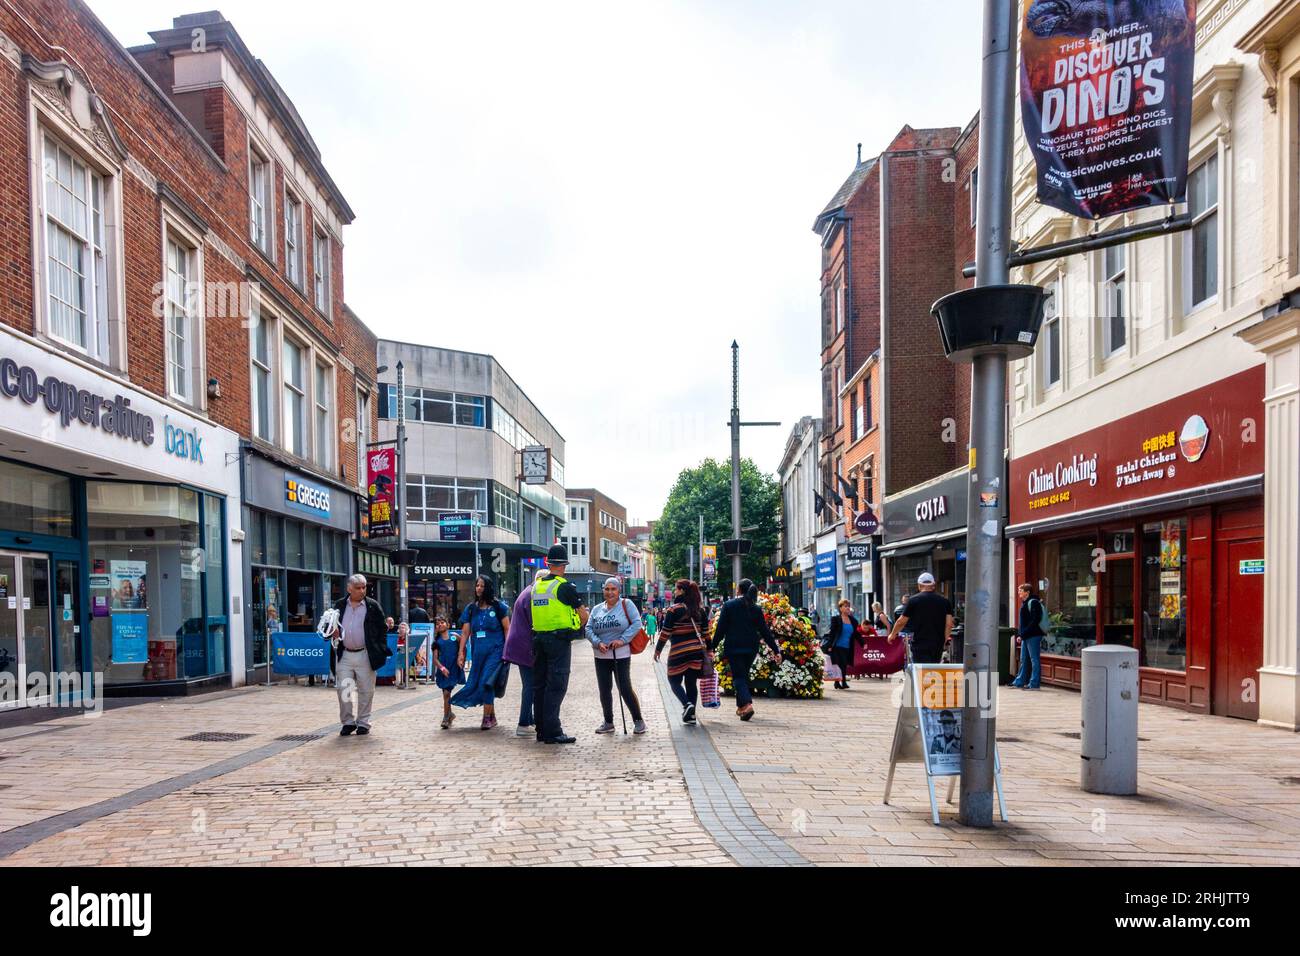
[531,574,581,633]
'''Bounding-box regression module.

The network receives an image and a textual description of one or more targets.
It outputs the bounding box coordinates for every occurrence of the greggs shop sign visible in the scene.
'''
[1010,367,1265,524]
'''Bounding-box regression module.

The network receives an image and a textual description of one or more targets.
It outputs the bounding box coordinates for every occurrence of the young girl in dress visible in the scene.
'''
[420,614,464,729]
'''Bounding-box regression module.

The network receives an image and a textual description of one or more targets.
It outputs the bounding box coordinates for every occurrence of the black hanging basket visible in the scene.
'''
[931,284,1048,363]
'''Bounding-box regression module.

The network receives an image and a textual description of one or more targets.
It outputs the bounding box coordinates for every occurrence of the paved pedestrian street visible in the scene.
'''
[1,655,1298,867]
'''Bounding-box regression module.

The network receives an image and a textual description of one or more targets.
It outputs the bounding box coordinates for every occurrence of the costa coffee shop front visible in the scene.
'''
[1007,366,1265,719]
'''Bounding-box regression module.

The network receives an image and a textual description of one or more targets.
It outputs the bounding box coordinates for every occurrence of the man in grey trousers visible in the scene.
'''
[328,574,405,736]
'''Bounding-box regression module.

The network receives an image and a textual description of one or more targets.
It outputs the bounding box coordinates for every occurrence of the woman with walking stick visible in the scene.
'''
[586,577,646,735]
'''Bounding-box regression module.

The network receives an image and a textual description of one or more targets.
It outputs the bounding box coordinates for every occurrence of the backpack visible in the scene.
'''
[1031,598,1051,636]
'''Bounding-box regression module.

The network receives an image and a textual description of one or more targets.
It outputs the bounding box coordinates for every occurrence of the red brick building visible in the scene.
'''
[0,3,378,701]
[811,120,981,619]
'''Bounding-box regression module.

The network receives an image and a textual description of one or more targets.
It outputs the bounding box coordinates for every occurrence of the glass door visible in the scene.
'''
[0,551,54,708]
[0,554,19,707]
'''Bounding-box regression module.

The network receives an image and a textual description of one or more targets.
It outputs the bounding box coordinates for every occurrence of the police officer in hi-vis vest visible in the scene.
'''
[530,544,589,744]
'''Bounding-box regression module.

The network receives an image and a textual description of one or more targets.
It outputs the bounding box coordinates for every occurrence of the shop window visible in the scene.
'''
[87,483,222,684]
[286,520,305,569]
[1036,536,1097,657]
[305,524,321,571]
[265,514,283,566]
[0,460,73,537]
[1140,519,1187,671]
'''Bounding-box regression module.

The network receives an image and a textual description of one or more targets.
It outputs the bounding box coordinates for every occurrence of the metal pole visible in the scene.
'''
[960,0,1015,827]
[688,545,695,583]
[397,361,410,688]
[730,341,742,591]
[698,513,705,598]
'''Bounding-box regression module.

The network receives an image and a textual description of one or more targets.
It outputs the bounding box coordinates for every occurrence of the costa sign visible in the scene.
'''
[916,496,949,522]
[1010,367,1265,524]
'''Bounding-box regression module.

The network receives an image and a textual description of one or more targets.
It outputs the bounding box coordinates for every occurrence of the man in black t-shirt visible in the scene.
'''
[887,572,953,664]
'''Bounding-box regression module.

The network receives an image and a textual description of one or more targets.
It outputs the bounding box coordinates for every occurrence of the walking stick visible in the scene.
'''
[612,647,628,735]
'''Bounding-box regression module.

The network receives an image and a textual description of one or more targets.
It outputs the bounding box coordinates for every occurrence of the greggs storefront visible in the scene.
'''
[1006,367,1265,719]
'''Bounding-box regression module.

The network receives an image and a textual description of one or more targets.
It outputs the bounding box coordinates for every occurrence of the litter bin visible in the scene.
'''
[1080,645,1138,795]
[997,626,1015,685]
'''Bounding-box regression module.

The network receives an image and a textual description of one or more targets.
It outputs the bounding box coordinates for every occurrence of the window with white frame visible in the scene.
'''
[1041,279,1061,388]
[313,225,330,315]
[356,388,370,488]
[1102,242,1126,356]
[314,361,333,470]
[835,279,845,333]
[163,219,203,405]
[284,191,304,286]
[969,167,978,227]
[407,475,487,524]
[39,131,113,362]
[249,145,271,254]
[250,303,274,441]
[492,483,520,534]
[1185,155,1218,311]
[282,337,307,457]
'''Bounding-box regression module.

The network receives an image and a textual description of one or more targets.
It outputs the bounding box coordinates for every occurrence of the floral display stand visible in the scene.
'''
[711,592,825,699]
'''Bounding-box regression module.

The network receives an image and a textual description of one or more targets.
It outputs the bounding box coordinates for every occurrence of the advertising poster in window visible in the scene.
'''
[1019,0,1197,219]
[366,447,396,537]
[111,560,147,610]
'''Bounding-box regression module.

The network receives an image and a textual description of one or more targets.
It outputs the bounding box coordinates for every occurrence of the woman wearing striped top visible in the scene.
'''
[654,578,711,724]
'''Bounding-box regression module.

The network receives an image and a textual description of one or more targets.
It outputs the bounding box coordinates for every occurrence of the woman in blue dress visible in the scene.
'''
[419,614,465,729]
[451,576,511,729]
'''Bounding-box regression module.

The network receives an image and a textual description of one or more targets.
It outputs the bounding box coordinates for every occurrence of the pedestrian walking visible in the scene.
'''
[886,573,954,664]
[417,614,464,728]
[529,545,589,745]
[654,579,710,725]
[710,579,782,722]
[824,598,865,690]
[1010,582,1046,689]
[450,575,511,729]
[644,608,658,640]
[502,570,543,738]
[587,577,647,735]
[327,574,403,737]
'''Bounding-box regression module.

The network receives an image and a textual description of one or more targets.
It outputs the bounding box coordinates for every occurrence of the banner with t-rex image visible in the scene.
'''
[1019,0,1197,219]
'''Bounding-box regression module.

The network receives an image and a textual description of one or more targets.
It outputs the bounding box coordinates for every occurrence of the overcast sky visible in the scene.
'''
[97,0,982,522]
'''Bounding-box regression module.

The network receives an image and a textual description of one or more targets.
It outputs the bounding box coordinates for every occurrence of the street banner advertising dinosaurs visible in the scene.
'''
[1019,0,1197,219]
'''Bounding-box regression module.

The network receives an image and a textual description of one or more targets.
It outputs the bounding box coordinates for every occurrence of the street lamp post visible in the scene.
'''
[727,341,779,593]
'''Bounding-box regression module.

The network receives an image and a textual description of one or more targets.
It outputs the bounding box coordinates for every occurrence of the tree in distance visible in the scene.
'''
[651,457,780,597]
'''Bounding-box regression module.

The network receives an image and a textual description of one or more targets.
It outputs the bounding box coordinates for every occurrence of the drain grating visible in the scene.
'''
[179,732,256,743]
[275,733,326,742]
[730,764,794,774]
[1281,777,1300,787]
[1000,737,1023,743]
[1059,731,1081,739]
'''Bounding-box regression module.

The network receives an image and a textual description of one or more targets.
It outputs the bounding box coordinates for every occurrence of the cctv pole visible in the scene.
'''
[698,513,705,597]
[960,0,1016,826]
[397,360,410,687]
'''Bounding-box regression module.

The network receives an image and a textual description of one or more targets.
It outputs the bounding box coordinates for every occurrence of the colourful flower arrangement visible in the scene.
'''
[711,591,824,699]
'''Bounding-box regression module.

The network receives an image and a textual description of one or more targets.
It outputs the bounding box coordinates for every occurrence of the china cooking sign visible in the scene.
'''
[1010,368,1263,524]
[366,448,397,537]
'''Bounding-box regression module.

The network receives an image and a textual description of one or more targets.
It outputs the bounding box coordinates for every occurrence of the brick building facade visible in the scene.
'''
[811,121,981,621]
[563,487,628,605]
[0,2,377,702]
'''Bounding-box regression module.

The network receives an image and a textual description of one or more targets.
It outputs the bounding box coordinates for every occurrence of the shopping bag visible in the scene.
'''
[699,661,721,708]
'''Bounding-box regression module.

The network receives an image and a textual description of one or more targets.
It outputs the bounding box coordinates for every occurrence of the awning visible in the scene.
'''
[878,528,966,558]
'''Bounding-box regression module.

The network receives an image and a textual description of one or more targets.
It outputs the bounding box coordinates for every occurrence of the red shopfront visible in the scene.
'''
[1006,366,1265,718]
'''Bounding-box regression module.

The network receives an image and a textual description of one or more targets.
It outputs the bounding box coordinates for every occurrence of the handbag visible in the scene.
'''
[692,615,721,707]
[623,599,651,654]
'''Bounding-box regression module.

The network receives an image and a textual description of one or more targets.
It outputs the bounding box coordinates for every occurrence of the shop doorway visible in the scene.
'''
[0,551,53,708]
[1213,531,1264,721]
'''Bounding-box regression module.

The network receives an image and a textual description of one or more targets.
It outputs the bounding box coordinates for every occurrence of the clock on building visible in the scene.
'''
[521,446,550,485]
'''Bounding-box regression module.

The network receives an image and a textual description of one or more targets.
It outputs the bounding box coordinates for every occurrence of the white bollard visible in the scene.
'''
[1080,644,1138,795]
